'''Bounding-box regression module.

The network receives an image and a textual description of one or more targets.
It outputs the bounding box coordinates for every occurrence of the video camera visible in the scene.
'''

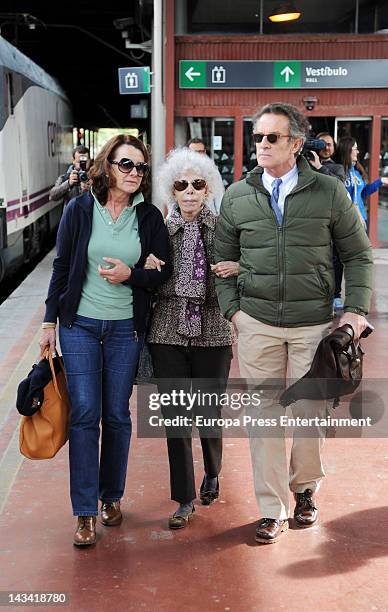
[302,137,326,161]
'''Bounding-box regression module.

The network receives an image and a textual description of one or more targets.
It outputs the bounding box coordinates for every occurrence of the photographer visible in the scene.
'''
[316,132,345,182]
[49,145,91,206]
[303,135,345,182]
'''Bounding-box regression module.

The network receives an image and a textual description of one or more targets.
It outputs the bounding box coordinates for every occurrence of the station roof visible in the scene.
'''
[186,0,387,34]
[0,1,153,128]
[0,1,386,129]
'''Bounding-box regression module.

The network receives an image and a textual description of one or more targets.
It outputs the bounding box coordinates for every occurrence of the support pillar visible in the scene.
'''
[369,115,381,246]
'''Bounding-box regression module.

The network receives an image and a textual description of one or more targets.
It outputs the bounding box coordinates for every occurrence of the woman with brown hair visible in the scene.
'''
[39,134,172,546]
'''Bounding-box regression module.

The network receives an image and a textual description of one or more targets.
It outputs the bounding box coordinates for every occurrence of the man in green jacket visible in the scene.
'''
[214,102,373,545]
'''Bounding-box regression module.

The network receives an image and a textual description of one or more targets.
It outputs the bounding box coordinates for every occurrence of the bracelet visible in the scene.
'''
[41,322,56,329]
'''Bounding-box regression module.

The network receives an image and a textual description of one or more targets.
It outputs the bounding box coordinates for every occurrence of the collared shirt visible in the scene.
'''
[262,164,299,215]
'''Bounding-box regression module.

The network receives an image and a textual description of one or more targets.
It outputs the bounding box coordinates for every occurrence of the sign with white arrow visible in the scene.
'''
[280,66,294,83]
[180,61,206,87]
[179,60,388,89]
[185,66,201,82]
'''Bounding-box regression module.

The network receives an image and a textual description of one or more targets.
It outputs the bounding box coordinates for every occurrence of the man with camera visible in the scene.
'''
[317,132,345,181]
[215,102,373,545]
[303,134,345,182]
[49,145,91,206]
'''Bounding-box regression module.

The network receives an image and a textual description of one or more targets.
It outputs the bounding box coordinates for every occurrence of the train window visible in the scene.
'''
[6,72,14,115]
[47,122,57,157]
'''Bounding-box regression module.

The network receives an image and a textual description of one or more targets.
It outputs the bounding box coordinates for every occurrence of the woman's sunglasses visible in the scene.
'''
[109,158,149,176]
[252,133,291,144]
[173,179,207,192]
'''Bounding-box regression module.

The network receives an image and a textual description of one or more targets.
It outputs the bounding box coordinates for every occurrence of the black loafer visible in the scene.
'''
[199,476,219,506]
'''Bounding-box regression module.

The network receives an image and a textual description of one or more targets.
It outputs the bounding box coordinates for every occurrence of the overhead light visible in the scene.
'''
[269,3,301,22]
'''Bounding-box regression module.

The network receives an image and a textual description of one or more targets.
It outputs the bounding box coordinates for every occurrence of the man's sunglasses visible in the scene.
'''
[109,158,149,176]
[173,179,207,192]
[253,133,291,144]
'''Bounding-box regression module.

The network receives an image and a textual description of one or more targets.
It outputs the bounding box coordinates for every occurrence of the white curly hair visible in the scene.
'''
[154,147,225,212]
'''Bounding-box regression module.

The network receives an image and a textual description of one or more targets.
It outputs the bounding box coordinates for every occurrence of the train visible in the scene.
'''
[0,35,73,282]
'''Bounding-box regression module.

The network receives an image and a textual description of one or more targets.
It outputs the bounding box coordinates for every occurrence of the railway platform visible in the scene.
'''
[0,250,388,612]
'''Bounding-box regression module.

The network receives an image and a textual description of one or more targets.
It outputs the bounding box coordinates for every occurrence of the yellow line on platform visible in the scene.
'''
[0,329,41,427]
[0,330,41,516]
[0,427,25,515]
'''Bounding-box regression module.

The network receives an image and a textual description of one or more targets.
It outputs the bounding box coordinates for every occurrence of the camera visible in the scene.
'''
[78,154,89,182]
[302,137,327,161]
[303,97,318,111]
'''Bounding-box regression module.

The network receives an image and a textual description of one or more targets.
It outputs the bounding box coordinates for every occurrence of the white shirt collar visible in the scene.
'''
[262,164,298,192]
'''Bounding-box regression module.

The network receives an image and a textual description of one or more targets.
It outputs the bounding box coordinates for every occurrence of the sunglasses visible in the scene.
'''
[173,179,207,192]
[109,158,149,176]
[253,133,291,144]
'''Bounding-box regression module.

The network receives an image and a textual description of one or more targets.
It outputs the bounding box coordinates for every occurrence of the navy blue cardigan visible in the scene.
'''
[44,191,173,334]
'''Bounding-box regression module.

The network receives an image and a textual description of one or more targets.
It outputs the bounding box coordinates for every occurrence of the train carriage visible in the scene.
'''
[0,35,73,281]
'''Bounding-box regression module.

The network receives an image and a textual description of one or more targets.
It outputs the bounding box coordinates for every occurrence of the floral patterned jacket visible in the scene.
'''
[147,209,233,347]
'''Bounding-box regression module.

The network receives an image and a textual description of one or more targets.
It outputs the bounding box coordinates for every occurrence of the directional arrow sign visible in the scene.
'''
[179,59,388,89]
[274,61,301,88]
[185,67,201,82]
[179,60,206,88]
[280,65,295,83]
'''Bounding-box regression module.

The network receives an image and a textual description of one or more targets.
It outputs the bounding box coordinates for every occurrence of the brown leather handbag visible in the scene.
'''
[19,352,71,459]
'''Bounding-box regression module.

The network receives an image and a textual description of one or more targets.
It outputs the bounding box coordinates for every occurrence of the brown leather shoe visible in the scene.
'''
[73,516,96,546]
[294,489,318,526]
[255,518,289,544]
[101,501,122,526]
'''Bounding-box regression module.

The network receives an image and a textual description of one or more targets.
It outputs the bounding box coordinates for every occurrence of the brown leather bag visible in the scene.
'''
[279,324,364,408]
[19,352,71,459]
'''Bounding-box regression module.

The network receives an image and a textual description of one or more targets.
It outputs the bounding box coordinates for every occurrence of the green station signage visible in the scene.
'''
[179,59,388,89]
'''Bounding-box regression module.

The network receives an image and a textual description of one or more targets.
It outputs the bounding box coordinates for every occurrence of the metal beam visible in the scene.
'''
[151,0,166,202]
[46,23,143,65]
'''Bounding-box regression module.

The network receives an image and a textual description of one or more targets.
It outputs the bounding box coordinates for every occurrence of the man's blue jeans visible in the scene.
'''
[59,315,141,516]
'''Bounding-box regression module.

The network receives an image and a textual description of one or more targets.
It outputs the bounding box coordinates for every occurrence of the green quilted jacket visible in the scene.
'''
[214,156,373,327]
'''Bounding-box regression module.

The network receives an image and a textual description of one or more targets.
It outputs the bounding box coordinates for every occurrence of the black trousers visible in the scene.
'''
[150,343,232,504]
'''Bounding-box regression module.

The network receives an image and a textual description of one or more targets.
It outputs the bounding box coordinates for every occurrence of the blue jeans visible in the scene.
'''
[59,315,141,516]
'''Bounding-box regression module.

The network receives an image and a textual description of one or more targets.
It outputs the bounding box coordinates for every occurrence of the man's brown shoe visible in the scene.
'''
[255,518,289,544]
[294,489,318,526]
[101,501,122,526]
[73,516,96,546]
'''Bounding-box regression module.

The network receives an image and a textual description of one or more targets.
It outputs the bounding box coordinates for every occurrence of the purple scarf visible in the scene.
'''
[169,206,209,338]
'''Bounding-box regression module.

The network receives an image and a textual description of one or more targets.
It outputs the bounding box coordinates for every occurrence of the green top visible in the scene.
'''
[76,191,143,320]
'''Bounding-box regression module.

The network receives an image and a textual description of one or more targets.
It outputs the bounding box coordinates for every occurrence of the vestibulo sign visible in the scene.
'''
[179,60,388,89]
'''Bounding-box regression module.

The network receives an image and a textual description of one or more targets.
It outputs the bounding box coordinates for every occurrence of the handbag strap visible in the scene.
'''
[43,350,63,399]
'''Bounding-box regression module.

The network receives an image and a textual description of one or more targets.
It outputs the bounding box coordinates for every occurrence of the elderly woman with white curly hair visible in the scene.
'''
[146,148,235,529]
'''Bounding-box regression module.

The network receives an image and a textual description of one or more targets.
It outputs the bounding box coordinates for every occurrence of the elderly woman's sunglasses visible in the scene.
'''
[252,133,291,144]
[173,179,207,192]
[109,158,149,176]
